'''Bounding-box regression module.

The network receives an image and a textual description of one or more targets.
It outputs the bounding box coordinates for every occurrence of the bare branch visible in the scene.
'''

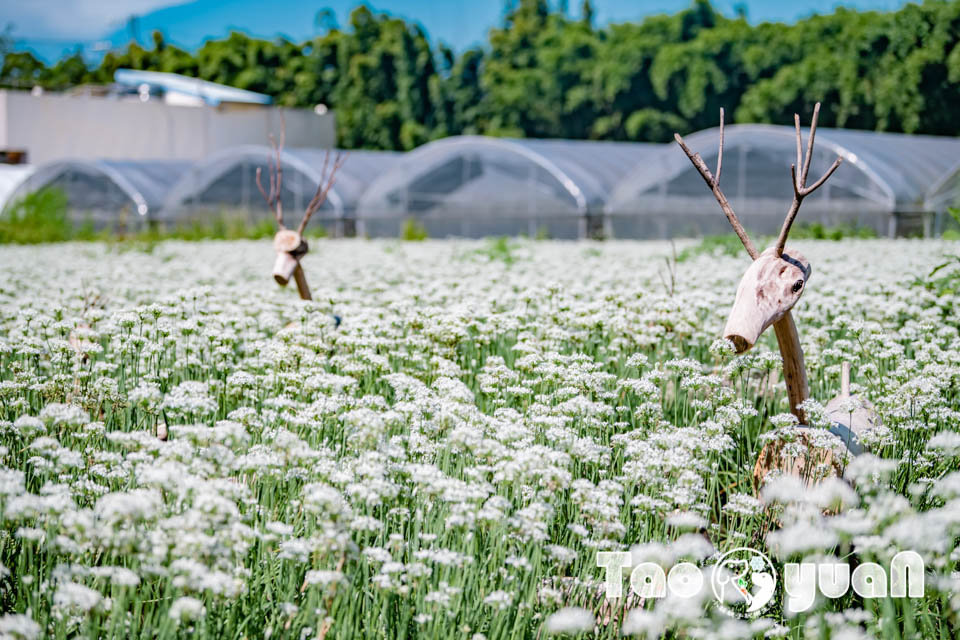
[254,112,293,230]
[800,157,842,196]
[673,108,758,260]
[297,151,348,236]
[300,150,332,234]
[255,167,274,219]
[269,132,284,228]
[775,102,843,255]
[267,152,277,202]
[794,114,802,189]
[276,114,286,221]
[800,102,820,188]
[317,150,331,206]
[715,107,724,186]
[255,167,266,202]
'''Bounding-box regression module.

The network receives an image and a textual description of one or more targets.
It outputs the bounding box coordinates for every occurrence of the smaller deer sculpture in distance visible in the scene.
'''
[674,104,877,486]
[257,122,347,301]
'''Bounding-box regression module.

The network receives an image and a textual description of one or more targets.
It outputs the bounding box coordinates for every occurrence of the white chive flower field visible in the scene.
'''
[0,238,958,639]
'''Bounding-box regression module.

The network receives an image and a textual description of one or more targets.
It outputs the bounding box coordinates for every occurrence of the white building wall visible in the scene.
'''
[0,90,335,164]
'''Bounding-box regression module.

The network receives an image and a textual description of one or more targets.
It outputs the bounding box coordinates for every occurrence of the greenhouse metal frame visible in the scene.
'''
[605,125,960,238]
[355,135,662,239]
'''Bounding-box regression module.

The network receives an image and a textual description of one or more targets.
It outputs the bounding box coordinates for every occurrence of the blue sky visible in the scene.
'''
[6,0,911,63]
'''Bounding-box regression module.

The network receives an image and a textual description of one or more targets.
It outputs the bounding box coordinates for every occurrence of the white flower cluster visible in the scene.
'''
[0,238,956,639]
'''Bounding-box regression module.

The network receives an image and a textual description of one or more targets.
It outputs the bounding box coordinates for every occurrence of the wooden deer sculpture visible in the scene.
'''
[257,124,346,301]
[674,104,876,487]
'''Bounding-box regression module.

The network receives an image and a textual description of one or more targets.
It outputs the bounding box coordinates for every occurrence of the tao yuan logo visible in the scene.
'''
[597,547,924,619]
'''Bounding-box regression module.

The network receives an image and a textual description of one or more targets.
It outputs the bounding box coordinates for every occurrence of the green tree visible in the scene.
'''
[0,51,47,89]
[482,0,599,138]
[322,6,438,149]
[430,45,486,137]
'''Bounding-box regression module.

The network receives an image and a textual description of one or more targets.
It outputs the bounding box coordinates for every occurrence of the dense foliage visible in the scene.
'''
[3,0,960,149]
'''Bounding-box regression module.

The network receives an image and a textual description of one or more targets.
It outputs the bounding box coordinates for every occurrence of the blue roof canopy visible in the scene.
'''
[114,69,272,106]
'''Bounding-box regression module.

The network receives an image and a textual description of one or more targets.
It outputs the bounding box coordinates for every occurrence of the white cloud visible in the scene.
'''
[7,1,193,40]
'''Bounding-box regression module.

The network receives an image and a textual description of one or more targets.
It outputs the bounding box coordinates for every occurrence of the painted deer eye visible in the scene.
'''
[792,279,804,293]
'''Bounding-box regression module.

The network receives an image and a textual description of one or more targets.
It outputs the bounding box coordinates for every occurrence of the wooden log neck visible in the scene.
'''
[292,263,312,300]
[773,310,808,424]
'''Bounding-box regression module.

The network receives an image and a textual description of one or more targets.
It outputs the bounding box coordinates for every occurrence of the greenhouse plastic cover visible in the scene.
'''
[606,125,960,236]
[11,159,192,222]
[162,145,401,222]
[356,136,663,220]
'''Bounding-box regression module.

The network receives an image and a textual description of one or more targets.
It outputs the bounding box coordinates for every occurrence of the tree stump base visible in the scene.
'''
[753,426,849,490]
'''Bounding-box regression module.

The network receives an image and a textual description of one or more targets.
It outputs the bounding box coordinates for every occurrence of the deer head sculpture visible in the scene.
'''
[257,121,347,301]
[674,103,842,424]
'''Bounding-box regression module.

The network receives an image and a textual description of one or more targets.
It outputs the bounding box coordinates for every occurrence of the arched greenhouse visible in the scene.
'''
[8,159,191,230]
[355,136,661,239]
[606,125,960,238]
[162,146,400,235]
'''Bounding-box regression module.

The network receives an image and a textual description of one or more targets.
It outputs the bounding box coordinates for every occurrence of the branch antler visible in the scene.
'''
[674,108,759,260]
[257,114,349,302]
[775,102,843,255]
